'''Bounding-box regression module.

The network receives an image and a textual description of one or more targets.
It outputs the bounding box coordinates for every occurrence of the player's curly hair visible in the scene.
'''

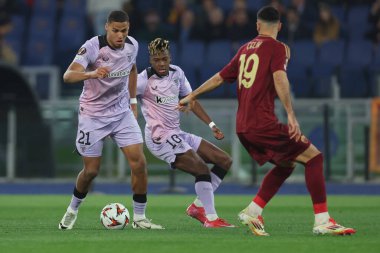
[148,38,170,55]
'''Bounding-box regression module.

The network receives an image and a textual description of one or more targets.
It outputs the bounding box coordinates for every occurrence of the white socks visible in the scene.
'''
[206,214,218,221]
[195,181,217,217]
[193,198,203,207]
[193,172,223,208]
[133,213,146,221]
[69,195,85,212]
[133,200,147,221]
[314,212,330,226]
[247,201,263,217]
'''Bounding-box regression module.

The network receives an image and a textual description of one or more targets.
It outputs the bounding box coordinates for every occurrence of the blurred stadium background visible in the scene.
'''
[1,0,380,189]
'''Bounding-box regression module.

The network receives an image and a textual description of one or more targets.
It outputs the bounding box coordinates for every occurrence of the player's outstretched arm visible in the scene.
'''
[190,100,224,140]
[273,70,301,141]
[63,62,109,83]
[179,73,224,106]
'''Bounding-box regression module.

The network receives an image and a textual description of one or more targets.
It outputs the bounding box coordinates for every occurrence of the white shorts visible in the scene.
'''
[76,110,143,157]
[145,127,202,166]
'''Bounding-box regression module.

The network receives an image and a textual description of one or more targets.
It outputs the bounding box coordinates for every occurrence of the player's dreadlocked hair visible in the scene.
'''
[148,38,170,56]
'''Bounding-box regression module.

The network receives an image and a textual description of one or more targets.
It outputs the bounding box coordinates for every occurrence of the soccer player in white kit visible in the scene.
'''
[58,11,163,230]
[137,38,234,228]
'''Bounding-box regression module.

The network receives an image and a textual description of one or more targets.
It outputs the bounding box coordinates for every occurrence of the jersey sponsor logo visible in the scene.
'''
[155,95,177,104]
[107,69,130,78]
[77,47,87,55]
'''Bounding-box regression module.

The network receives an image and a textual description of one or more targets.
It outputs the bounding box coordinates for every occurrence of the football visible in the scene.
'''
[100,203,130,230]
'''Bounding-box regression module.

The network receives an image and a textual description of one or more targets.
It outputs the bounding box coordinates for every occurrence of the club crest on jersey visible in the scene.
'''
[155,95,177,104]
[101,55,109,62]
[173,78,180,87]
[126,54,132,62]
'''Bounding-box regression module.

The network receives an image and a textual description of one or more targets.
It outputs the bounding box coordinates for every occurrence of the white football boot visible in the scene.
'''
[238,208,269,236]
[132,218,165,229]
[58,207,78,230]
[313,218,356,235]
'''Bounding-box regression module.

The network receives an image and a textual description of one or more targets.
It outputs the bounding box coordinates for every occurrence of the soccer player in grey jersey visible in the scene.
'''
[137,38,234,228]
[58,10,163,230]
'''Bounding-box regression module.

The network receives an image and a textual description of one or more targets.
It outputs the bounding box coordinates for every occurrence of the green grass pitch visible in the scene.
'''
[0,195,379,253]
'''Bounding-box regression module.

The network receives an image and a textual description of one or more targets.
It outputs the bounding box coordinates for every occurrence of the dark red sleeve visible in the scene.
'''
[219,51,240,83]
[270,42,289,73]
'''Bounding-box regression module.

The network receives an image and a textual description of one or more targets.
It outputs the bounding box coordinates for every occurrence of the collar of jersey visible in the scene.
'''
[101,34,124,51]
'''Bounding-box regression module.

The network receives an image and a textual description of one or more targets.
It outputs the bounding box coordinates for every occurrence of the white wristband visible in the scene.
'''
[130,98,137,104]
[208,121,216,129]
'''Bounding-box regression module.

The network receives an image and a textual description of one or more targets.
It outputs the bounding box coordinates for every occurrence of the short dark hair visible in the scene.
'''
[148,38,170,55]
[107,10,129,23]
[257,6,280,23]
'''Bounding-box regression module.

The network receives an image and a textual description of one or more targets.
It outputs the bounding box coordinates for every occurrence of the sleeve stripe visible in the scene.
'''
[281,42,291,60]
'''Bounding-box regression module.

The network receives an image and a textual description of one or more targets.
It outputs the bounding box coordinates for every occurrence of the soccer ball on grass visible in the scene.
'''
[100,203,130,230]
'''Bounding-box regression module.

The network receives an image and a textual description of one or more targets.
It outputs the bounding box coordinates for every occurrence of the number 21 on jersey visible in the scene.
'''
[238,53,259,89]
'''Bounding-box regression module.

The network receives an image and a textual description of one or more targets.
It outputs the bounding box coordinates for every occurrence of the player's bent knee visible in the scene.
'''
[130,163,147,176]
[83,169,99,180]
[129,157,147,172]
[212,151,232,171]
[304,149,323,164]
[309,152,323,163]
[307,144,321,156]
[277,160,296,168]
[296,144,322,164]
[221,155,233,171]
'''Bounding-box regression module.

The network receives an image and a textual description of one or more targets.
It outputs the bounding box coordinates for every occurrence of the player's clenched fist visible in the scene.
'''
[212,126,224,140]
[91,67,110,79]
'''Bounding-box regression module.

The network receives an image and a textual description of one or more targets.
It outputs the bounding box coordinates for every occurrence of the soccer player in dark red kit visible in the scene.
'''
[179,6,356,236]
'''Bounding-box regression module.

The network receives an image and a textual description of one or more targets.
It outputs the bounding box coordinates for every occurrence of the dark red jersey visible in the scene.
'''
[219,35,290,133]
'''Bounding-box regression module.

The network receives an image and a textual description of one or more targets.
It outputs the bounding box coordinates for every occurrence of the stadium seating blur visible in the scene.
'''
[288,63,312,97]
[318,40,346,69]
[4,0,379,99]
[346,6,371,41]
[310,64,335,98]
[339,63,371,98]
[291,40,317,67]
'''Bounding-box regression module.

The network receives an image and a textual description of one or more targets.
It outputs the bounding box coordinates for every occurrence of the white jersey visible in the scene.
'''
[137,65,192,140]
[73,35,138,117]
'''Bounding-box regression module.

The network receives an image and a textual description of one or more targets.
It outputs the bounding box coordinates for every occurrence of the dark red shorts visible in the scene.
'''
[237,122,311,166]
